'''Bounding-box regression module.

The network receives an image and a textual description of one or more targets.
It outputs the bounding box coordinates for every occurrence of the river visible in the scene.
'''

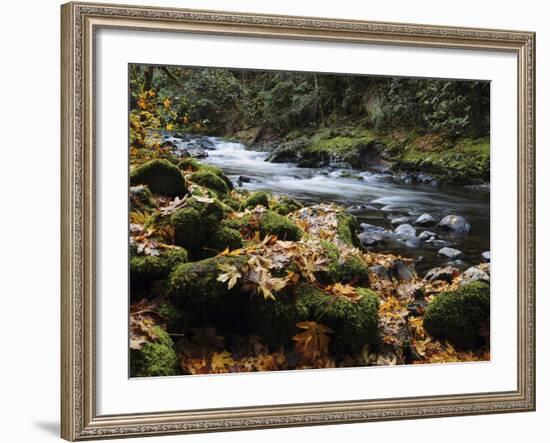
[169,135,490,274]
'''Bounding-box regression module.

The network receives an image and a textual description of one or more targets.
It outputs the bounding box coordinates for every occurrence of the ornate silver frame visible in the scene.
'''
[61,2,536,440]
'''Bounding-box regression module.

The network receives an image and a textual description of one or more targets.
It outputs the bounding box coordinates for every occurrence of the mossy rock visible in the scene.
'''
[222,197,241,211]
[130,248,189,299]
[271,195,303,215]
[423,281,490,349]
[130,159,187,197]
[168,256,249,330]
[178,158,201,172]
[185,197,226,232]
[317,241,369,287]
[171,208,203,256]
[204,227,243,256]
[189,170,229,196]
[130,327,180,377]
[240,191,270,210]
[259,210,302,241]
[130,185,156,211]
[178,158,232,189]
[297,284,379,355]
[156,300,189,334]
[248,292,310,349]
[336,213,361,247]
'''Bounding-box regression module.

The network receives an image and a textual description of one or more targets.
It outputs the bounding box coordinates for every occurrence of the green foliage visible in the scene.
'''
[424,282,490,349]
[259,210,302,241]
[130,159,187,197]
[240,191,270,210]
[271,195,303,215]
[130,327,180,377]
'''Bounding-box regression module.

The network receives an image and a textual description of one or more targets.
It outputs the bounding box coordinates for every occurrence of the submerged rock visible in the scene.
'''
[418,230,437,242]
[438,247,464,260]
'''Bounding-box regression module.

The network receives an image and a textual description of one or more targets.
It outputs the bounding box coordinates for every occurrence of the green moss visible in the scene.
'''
[177,157,201,172]
[185,197,226,232]
[240,191,270,210]
[336,213,360,247]
[205,226,243,255]
[130,327,180,377]
[259,210,302,241]
[222,197,241,211]
[395,137,490,184]
[179,158,233,190]
[130,185,156,211]
[168,256,249,330]
[298,284,379,355]
[248,292,310,349]
[130,248,188,298]
[189,170,229,196]
[271,195,303,215]
[157,300,188,334]
[130,159,187,197]
[316,241,370,286]
[171,208,203,256]
[423,281,490,349]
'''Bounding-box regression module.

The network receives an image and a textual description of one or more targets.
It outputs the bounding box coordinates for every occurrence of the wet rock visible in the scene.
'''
[460,267,490,286]
[188,148,209,159]
[391,259,416,282]
[438,247,464,260]
[482,251,491,262]
[425,238,451,248]
[360,223,386,233]
[358,233,383,247]
[404,236,421,248]
[414,213,436,227]
[418,230,437,242]
[394,223,416,238]
[369,265,391,281]
[390,216,410,227]
[424,266,460,283]
[438,215,471,234]
[237,175,252,184]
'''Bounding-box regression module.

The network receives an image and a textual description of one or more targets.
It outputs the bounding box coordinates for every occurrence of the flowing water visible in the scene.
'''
[171,135,490,274]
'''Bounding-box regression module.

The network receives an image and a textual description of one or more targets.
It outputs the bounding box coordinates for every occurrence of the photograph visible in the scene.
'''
[128,64,491,377]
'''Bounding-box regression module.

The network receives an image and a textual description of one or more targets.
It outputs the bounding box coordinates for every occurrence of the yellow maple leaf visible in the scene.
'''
[216,263,242,289]
[292,321,332,361]
[210,351,236,373]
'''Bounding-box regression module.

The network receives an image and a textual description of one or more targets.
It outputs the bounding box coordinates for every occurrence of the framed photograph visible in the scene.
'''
[61,1,536,440]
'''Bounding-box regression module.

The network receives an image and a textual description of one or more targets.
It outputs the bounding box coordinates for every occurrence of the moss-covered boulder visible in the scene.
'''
[336,213,361,247]
[156,300,189,334]
[130,159,187,197]
[271,195,303,215]
[130,185,156,211]
[130,327,180,377]
[240,191,270,210]
[171,208,203,256]
[130,248,189,298]
[177,157,201,172]
[205,226,243,256]
[259,210,302,241]
[189,170,229,196]
[248,292,310,349]
[168,256,249,330]
[423,281,490,349]
[186,197,226,232]
[317,241,369,287]
[298,284,379,355]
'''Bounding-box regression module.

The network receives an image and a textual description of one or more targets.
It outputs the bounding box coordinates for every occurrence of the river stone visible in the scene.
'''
[460,267,490,286]
[404,236,422,248]
[360,223,386,234]
[424,266,460,283]
[358,231,385,247]
[391,259,415,282]
[482,251,491,262]
[390,216,410,227]
[419,231,437,242]
[369,265,391,281]
[414,213,437,227]
[438,215,471,234]
[438,247,464,260]
[394,223,416,238]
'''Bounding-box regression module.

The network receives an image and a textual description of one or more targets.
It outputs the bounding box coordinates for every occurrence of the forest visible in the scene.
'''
[129,64,491,377]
